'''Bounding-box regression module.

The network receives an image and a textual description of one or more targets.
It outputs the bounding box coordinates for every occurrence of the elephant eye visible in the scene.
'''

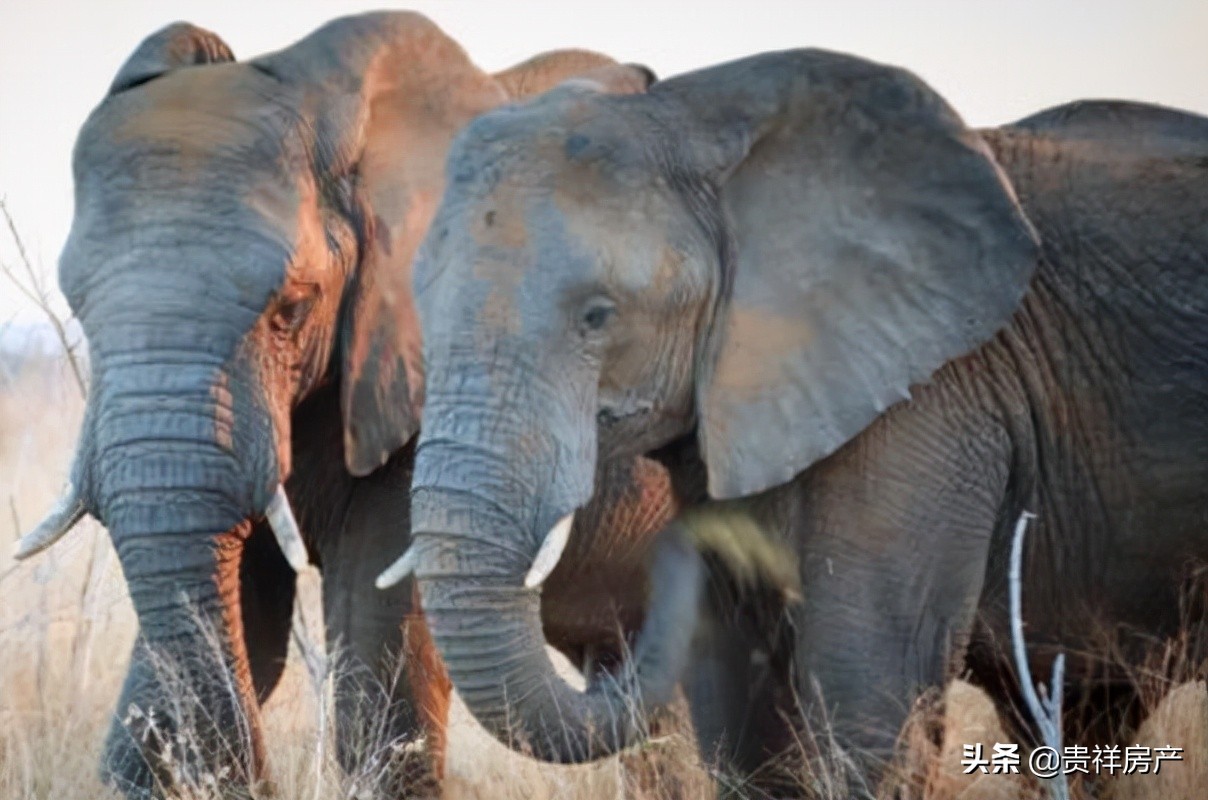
[580,298,617,334]
[271,283,318,334]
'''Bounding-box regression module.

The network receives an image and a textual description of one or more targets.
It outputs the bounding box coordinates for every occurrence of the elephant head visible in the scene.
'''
[14,12,651,795]
[385,49,1039,762]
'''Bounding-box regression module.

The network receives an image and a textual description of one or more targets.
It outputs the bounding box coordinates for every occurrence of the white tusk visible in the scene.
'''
[375,545,419,590]
[524,512,575,589]
[265,485,310,571]
[13,484,86,560]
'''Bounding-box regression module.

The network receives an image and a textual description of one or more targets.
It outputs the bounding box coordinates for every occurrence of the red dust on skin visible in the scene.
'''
[494,52,650,98]
[404,583,454,781]
[214,519,269,780]
[706,305,817,406]
[542,456,681,650]
[240,173,352,484]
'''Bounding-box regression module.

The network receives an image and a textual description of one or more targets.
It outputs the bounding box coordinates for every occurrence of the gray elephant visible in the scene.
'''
[376,47,1208,794]
[14,12,656,798]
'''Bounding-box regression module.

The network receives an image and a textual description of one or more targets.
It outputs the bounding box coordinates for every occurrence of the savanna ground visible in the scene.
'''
[0,245,1205,799]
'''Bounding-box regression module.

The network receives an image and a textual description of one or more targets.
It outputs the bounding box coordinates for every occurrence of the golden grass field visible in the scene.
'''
[1,352,1205,799]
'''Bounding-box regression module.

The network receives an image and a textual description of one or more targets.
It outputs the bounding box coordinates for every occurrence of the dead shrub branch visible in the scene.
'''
[0,198,86,396]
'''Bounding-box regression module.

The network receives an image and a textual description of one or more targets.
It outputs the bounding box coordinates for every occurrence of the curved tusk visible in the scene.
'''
[13,484,86,560]
[524,512,575,589]
[265,485,310,571]
[375,544,419,590]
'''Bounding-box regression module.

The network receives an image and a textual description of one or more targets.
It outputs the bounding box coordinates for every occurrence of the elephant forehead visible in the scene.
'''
[97,63,300,176]
[450,89,652,189]
[70,63,328,282]
[422,183,697,343]
[449,145,671,274]
[465,180,533,251]
[424,94,700,312]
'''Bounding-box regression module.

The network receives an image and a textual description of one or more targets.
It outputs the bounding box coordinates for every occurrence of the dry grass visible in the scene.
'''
[0,357,707,799]
[2,357,1206,799]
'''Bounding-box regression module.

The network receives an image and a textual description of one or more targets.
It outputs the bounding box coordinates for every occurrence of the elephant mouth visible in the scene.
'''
[595,403,660,450]
[596,399,655,428]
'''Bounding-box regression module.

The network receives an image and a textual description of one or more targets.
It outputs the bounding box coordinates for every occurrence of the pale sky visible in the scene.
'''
[2,0,1206,323]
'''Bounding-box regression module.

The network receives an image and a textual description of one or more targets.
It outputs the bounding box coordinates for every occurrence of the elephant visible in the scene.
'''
[376,46,1208,795]
[12,11,658,798]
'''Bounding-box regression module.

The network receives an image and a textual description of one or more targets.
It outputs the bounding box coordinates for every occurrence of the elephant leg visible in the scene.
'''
[321,448,450,798]
[786,411,1010,796]
[240,520,297,702]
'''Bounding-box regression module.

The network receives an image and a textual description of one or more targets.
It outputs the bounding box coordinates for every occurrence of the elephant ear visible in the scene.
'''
[257,12,508,476]
[108,22,234,94]
[664,50,1039,499]
[261,14,659,476]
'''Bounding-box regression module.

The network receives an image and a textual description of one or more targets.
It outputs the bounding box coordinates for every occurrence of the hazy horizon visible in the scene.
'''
[3,0,1206,325]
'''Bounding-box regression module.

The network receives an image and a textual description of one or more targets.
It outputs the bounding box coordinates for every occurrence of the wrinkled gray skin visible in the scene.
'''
[46,12,653,798]
[403,48,1208,794]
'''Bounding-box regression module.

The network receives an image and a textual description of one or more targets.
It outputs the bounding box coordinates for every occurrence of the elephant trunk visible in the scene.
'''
[101,513,262,795]
[410,483,647,762]
[83,364,276,794]
[408,402,704,763]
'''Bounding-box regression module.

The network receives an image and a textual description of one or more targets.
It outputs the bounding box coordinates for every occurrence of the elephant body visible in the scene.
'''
[973,108,1208,673]
[22,12,655,797]
[393,45,1208,798]
[703,102,1208,775]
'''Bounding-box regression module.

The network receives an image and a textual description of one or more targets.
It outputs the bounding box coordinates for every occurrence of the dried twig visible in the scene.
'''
[1009,511,1069,800]
[1,200,103,717]
[0,198,86,396]
[0,314,16,383]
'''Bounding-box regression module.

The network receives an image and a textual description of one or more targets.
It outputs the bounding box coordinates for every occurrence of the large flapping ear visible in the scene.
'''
[257,12,507,476]
[493,49,655,99]
[108,22,234,94]
[660,50,1039,499]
